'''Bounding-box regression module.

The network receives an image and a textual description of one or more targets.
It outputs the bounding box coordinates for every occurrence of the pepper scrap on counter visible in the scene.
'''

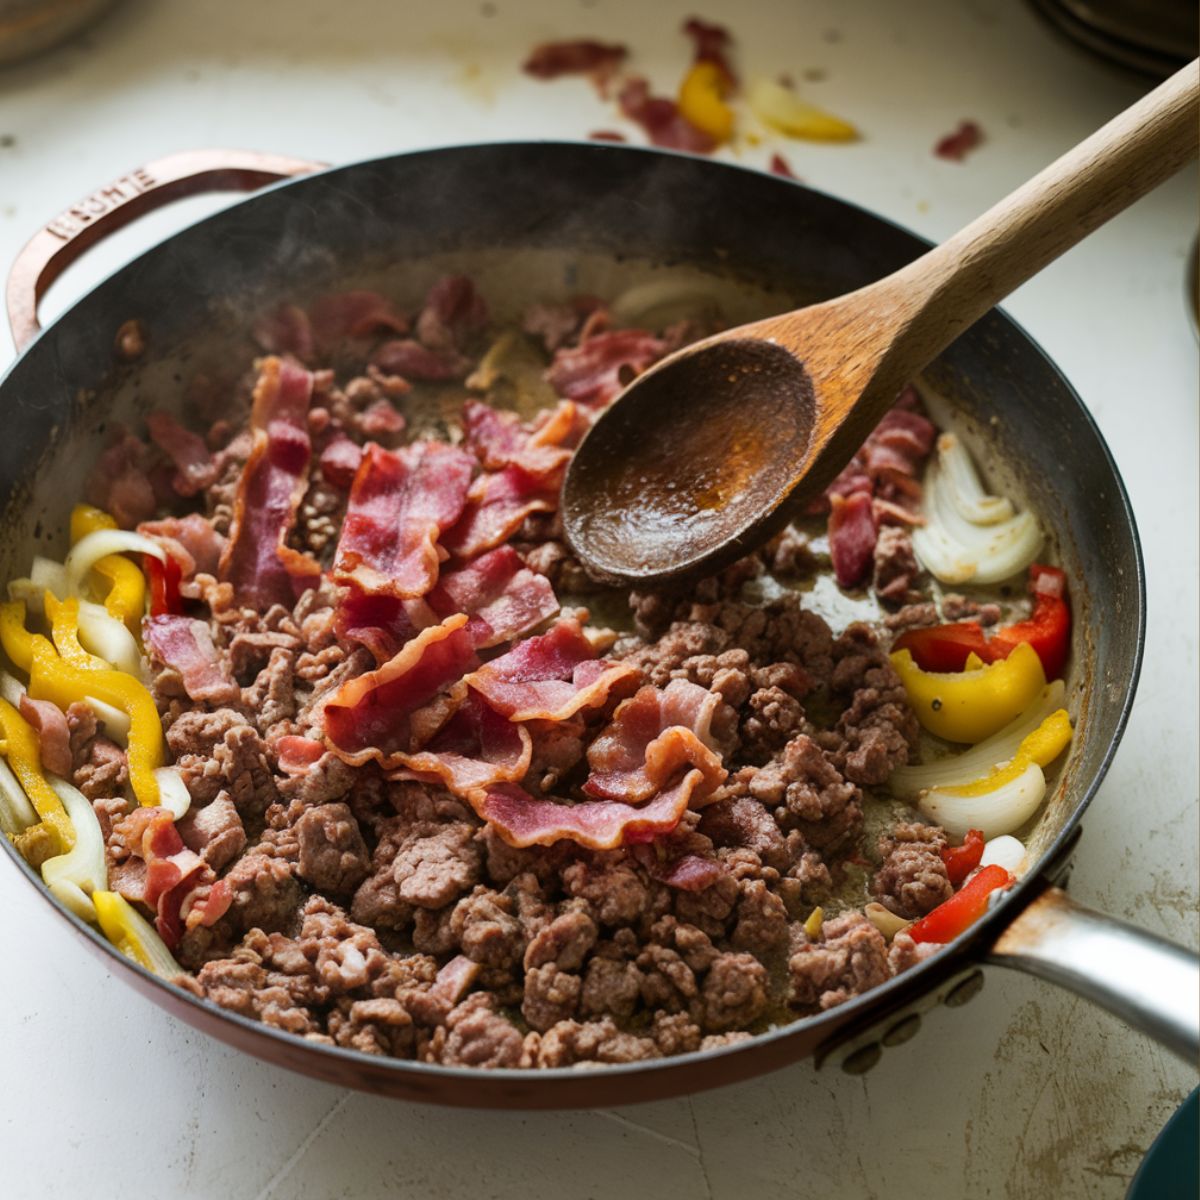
[890,640,1047,744]
[0,696,72,857]
[0,602,162,806]
[677,61,735,142]
[940,828,985,885]
[70,503,146,630]
[908,864,1013,943]
[893,564,1071,680]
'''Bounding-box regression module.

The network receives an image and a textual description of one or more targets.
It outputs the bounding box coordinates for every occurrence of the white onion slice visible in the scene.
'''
[77,600,141,676]
[937,434,1014,524]
[40,777,108,923]
[84,696,130,746]
[0,669,24,707]
[912,435,1043,585]
[153,766,191,821]
[918,761,1046,840]
[0,755,36,833]
[980,834,1027,875]
[32,555,69,599]
[609,276,727,328]
[65,529,164,596]
[864,901,911,941]
[890,680,1065,797]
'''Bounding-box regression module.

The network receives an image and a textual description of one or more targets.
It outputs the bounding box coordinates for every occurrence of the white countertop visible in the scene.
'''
[0,2,1195,1197]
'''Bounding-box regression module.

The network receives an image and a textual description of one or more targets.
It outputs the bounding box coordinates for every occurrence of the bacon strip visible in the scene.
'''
[139,514,226,578]
[308,290,409,351]
[584,680,726,804]
[145,411,217,497]
[828,491,877,589]
[473,771,703,850]
[323,614,477,767]
[544,328,667,408]
[427,546,558,649]
[441,464,562,559]
[332,441,475,598]
[333,586,428,664]
[387,690,532,793]
[464,619,639,723]
[18,694,72,778]
[144,615,240,705]
[218,357,320,607]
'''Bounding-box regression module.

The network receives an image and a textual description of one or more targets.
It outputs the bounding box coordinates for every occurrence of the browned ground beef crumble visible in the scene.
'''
[80,289,965,1069]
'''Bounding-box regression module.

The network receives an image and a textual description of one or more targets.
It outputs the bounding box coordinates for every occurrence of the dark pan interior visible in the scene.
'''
[0,143,1144,1106]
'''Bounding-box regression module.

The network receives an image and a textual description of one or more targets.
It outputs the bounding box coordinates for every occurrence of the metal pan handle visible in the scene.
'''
[5,148,325,353]
[988,885,1199,1062]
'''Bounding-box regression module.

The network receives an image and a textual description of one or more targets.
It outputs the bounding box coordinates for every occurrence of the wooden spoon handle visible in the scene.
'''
[880,59,1198,372]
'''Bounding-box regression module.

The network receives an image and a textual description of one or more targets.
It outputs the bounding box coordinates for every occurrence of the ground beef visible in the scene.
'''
[83,287,965,1070]
[873,822,953,919]
[788,912,891,1011]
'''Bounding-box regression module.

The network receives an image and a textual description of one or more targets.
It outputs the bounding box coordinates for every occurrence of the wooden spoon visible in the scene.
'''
[562,61,1198,587]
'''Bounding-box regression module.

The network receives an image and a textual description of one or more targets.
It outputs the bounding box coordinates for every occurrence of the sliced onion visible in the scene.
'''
[65,529,164,596]
[84,696,130,746]
[864,901,911,941]
[918,760,1046,840]
[891,680,1065,797]
[980,834,1027,875]
[0,755,36,833]
[153,766,191,821]
[32,555,69,600]
[912,435,1042,585]
[77,600,141,676]
[40,777,108,923]
[0,669,24,707]
[609,276,728,328]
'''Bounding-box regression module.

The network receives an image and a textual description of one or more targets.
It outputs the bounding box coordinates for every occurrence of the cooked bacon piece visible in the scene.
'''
[584,680,726,804]
[934,120,983,162]
[139,513,226,578]
[145,411,217,497]
[333,586,427,663]
[431,954,481,1007]
[427,546,559,649]
[589,130,627,143]
[332,441,475,599]
[387,689,532,793]
[523,39,628,81]
[218,357,321,607]
[417,275,489,352]
[545,327,667,408]
[144,615,240,705]
[683,16,737,88]
[308,290,409,351]
[318,434,364,490]
[617,77,717,154]
[371,338,469,381]
[275,734,326,775]
[18,694,72,778]
[473,770,704,850]
[769,152,799,180]
[651,852,729,892]
[253,303,313,360]
[86,432,156,529]
[441,464,562,560]
[323,614,477,766]
[465,619,639,723]
[828,490,877,589]
[463,399,586,478]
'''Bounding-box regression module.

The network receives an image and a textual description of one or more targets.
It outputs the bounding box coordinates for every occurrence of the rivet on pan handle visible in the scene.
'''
[4,148,326,353]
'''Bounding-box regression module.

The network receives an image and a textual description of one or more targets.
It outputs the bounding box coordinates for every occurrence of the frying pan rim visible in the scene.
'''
[0,140,1148,1092]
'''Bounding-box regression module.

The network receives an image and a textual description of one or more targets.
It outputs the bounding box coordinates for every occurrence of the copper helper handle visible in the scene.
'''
[5,148,326,353]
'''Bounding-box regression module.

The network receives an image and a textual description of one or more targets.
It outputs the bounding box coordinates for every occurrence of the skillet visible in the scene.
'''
[1,143,1195,1108]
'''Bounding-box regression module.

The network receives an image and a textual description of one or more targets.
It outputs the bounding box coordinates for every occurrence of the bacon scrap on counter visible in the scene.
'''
[769,152,799,179]
[617,76,718,153]
[682,15,737,87]
[934,120,984,162]
[218,356,321,608]
[522,39,628,84]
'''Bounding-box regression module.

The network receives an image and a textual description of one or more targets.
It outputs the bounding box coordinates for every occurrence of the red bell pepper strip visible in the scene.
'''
[908,863,1013,944]
[989,564,1070,680]
[892,622,996,673]
[145,554,183,617]
[940,828,985,885]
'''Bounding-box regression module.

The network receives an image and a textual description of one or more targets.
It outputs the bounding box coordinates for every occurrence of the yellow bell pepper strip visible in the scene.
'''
[69,503,148,628]
[45,593,107,670]
[93,890,184,978]
[941,709,1073,798]
[678,61,735,143]
[40,777,108,923]
[27,637,161,807]
[0,599,36,673]
[0,696,72,855]
[890,641,1046,744]
[803,905,824,939]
